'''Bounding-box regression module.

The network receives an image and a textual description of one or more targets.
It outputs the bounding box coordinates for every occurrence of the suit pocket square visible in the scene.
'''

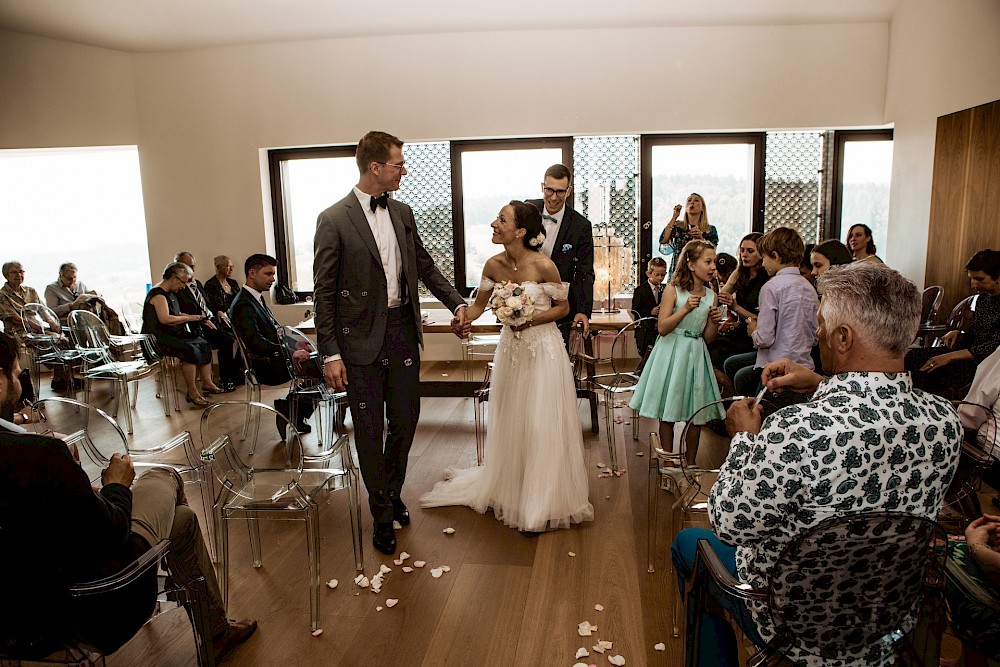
[562,243,573,252]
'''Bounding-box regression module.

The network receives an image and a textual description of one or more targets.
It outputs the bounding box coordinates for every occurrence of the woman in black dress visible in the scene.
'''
[710,233,769,376]
[203,255,243,390]
[142,262,221,406]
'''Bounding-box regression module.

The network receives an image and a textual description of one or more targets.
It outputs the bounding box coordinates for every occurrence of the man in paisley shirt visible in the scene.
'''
[673,261,963,667]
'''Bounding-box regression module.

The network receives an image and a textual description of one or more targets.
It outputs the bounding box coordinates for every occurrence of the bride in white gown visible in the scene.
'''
[420,200,594,532]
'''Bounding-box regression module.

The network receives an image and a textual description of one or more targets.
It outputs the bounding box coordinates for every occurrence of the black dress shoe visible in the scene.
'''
[212,618,258,661]
[372,523,397,556]
[391,499,410,526]
[295,421,312,434]
[222,382,236,393]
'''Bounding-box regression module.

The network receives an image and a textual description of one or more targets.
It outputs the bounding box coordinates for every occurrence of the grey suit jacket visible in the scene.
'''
[313,191,466,366]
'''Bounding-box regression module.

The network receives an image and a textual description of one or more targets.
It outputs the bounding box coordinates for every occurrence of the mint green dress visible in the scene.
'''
[629,287,725,424]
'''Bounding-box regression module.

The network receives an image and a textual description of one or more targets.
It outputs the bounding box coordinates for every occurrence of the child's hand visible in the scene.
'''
[745,315,758,335]
[717,291,734,307]
[686,295,702,312]
[708,306,722,324]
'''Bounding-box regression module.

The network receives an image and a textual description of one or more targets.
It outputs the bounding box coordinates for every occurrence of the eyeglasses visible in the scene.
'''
[377,161,406,171]
[542,186,569,197]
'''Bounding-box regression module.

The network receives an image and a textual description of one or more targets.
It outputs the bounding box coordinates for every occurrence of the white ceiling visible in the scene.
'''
[0,0,902,53]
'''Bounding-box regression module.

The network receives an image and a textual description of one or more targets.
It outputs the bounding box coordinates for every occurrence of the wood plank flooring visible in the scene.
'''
[38,364,686,666]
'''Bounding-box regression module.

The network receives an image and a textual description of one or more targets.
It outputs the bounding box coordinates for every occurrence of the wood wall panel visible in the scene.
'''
[925,99,1000,319]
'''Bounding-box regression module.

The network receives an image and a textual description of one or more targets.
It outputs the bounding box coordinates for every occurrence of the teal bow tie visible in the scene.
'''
[542,214,557,223]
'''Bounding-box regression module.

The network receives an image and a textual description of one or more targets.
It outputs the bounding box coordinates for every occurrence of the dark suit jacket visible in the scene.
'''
[0,430,154,656]
[527,200,595,322]
[175,279,212,319]
[229,287,292,386]
[313,191,466,365]
[631,281,660,354]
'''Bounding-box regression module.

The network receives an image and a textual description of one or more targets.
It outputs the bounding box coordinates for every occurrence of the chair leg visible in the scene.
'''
[120,379,135,435]
[349,469,364,571]
[605,389,618,471]
[248,515,262,568]
[197,468,218,563]
[306,507,321,632]
[219,514,230,612]
[647,448,658,573]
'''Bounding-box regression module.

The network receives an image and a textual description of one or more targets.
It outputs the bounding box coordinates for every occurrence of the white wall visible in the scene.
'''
[883,0,1000,283]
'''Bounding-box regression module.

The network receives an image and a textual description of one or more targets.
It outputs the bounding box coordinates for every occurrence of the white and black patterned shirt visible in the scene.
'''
[709,372,962,666]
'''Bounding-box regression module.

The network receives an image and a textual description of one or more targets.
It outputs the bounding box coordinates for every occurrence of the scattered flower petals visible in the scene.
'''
[592,644,605,654]
[430,567,444,578]
[596,462,605,468]
[577,621,595,636]
[635,451,643,456]
[613,416,623,424]
[402,566,414,573]
[440,565,451,572]
[326,579,338,589]
[413,560,426,568]
[608,655,625,666]
[572,664,590,667]
[399,551,411,561]
[576,647,590,659]
[371,587,381,594]
[605,496,611,500]
[654,642,666,651]
[354,575,370,588]
[442,527,456,534]
[311,629,323,637]
[376,606,383,611]
[594,604,604,612]
[386,598,398,608]
[393,558,403,565]
[598,641,613,650]
[393,520,402,530]
[379,564,392,575]
[568,551,576,557]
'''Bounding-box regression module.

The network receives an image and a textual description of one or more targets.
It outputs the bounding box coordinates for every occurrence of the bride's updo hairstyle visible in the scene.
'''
[671,239,716,291]
[509,200,545,252]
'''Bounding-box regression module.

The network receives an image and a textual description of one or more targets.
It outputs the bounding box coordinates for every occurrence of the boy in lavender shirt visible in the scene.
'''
[736,227,818,396]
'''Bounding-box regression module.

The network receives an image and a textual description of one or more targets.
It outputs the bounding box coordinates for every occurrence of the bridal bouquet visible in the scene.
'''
[490,281,536,334]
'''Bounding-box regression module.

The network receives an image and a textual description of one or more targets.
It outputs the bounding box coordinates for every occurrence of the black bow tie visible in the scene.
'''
[370,192,389,212]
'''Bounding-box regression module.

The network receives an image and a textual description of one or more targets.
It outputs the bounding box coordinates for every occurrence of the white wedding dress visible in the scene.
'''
[420,279,595,532]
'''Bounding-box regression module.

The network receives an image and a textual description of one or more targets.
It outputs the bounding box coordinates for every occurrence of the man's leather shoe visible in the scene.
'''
[391,499,410,526]
[372,523,397,555]
[212,618,258,661]
[295,421,312,434]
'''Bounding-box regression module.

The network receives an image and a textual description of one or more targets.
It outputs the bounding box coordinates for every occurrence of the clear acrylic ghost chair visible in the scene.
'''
[284,325,350,461]
[66,309,165,434]
[20,302,83,397]
[199,400,363,632]
[574,316,656,471]
[31,396,219,561]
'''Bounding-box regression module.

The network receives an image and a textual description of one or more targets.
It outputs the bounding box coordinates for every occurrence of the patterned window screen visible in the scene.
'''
[764,132,824,245]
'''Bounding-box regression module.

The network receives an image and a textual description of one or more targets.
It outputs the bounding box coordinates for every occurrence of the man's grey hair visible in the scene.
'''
[174,251,194,264]
[2,261,23,278]
[817,262,920,357]
[59,262,77,275]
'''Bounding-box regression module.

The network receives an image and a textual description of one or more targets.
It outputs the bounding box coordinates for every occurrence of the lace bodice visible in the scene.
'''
[478,277,569,314]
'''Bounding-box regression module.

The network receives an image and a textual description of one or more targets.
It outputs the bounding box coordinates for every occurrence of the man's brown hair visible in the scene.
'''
[356,131,403,174]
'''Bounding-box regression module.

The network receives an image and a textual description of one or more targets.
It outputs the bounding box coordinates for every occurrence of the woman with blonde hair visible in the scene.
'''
[659,193,719,276]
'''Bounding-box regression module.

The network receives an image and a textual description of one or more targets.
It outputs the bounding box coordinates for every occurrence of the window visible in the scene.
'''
[450,138,572,294]
[831,130,893,256]
[268,146,357,295]
[640,134,764,269]
[0,146,150,312]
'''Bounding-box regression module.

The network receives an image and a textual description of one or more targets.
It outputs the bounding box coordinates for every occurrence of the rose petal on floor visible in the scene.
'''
[598,640,612,650]
[326,579,338,589]
[443,527,456,534]
[608,655,625,666]
[402,566,414,573]
[414,560,426,568]
[572,663,589,667]
[430,567,443,578]
[393,558,403,566]
[392,520,402,530]
[399,551,410,560]
[386,598,398,608]
[354,575,370,588]
[376,606,383,611]
[575,647,590,658]
[379,564,392,575]
[577,621,594,636]
[654,643,665,651]
[592,643,605,654]
[594,604,604,612]
[568,551,576,557]
[311,629,323,637]
[596,462,605,468]
[440,565,451,572]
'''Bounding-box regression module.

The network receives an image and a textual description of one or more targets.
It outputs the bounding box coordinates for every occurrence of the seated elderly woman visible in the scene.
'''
[907,249,1000,397]
[141,262,223,407]
[44,262,125,334]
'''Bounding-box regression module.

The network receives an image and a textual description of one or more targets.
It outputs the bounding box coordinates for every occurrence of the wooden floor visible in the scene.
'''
[38,362,692,666]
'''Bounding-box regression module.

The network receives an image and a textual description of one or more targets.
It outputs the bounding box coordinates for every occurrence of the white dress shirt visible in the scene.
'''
[353,186,402,308]
[539,205,565,259]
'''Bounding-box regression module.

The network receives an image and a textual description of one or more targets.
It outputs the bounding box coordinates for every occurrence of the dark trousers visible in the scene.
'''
[344,308,421,526]
[202,325,241,385]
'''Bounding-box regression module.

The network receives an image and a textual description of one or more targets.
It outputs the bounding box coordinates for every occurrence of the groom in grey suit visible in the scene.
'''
[313,131,468,555]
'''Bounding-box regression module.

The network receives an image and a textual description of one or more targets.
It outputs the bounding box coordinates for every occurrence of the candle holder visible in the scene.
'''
[593,227,632,314]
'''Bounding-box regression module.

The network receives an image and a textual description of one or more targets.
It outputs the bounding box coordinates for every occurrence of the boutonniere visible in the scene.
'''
[561,243,573,253]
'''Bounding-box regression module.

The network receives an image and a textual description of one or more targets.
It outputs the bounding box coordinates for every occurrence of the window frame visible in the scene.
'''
[827,128,894,243]
[449,137,574,297]
[267,144,357,298]
[638,133,766,268]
